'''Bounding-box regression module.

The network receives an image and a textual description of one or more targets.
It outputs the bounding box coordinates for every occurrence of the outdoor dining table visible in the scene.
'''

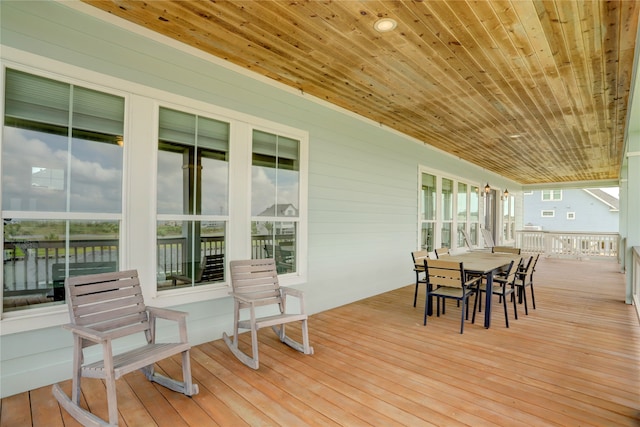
[436,251,519,329]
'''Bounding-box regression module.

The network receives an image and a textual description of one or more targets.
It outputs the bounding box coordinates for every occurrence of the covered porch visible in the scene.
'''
[3,256,638,426]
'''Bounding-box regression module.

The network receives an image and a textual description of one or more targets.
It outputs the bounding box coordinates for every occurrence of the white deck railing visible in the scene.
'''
[515,230,619,259]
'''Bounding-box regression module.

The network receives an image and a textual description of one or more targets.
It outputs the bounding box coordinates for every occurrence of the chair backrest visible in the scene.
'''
[411,250,429,270]
[434,247,450,259]
[461,229,473,249]
[500,258,521,284]
[65,270,149,348]
[492,246,521,255]
[229,258,282,308]
[481,228,495,247]
[522,254,538,278]
[425,259,465,289]
[197,254,225,282]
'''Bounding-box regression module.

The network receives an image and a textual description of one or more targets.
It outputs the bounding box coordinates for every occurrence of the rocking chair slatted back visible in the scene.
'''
[230,259,283,306]
[67,271,150,342]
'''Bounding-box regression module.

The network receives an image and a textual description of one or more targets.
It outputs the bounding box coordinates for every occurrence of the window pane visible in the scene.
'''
[252,220,297,274]
[421,173,436,221]
[421,222,434,251]
[3,219,119,312]
[441,222,452,249]
[69,134,123,213]
[441,178,453,221]
[470,186,479,222]
[157,109,229,215]
[156,220,226,288]
[252,130,300,217]
[2,128,68,211]
[3,70,124,213]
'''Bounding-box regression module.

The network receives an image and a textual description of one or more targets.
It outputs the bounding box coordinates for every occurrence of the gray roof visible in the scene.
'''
[584,189,619,211]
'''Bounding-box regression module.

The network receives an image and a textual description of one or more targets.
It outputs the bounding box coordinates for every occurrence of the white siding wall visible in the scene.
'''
[0,0,517,397]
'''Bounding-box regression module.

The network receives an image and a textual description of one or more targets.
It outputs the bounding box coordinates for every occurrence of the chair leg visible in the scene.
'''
[459,298,466,334]
[105,375,118,426]
[530,285,536,309]
[502,292,509,328]
[512,290,518,320]
[522,287,529,315]
[471,290,479,324]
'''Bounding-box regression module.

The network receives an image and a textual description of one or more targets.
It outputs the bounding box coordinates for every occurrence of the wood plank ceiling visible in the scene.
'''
[83,0,639,185]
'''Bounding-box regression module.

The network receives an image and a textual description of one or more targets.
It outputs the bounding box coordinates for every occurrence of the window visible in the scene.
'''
[156,107,229,289]
[457,182,467,248]
[420,173,436,251]
[541,210,555,217]
[251,130,300,274]
[502,194,515,241]
[441,178,453,249]
[2,69,124,312]
[567,212,576,220]
[542,189,562,201]
[419,170,480,251]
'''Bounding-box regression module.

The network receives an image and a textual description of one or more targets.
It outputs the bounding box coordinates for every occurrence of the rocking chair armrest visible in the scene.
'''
[229,292,267,305]
[280,286,305,299]
[147,306,188,322]
[62,323,110,344]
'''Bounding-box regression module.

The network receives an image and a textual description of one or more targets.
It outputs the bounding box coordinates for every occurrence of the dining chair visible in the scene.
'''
[492,246,521,255]
[411,250,429,307]
[434,247,450,259]
[515,253,539,315]
[423,258,481,334]
[472,258,519,327]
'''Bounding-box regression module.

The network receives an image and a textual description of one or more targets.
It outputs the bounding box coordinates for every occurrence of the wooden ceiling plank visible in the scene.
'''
[79,0,638,184]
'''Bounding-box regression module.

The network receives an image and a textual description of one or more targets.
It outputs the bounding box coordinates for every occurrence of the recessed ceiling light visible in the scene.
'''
[509,134,522,139]
[374,18,397,32]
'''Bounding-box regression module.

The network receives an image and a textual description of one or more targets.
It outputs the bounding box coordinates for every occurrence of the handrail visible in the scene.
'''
[3,234,295,294]
[515,230,619,259]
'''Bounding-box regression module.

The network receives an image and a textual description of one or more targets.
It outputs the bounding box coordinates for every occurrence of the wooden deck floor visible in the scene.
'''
[2,257,639,426]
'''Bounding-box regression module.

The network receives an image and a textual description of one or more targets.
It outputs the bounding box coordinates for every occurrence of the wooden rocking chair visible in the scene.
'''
[223,258,313,369]
[52,269,199,427]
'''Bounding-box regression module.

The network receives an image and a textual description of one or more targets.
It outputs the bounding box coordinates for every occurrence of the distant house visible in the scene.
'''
[254,203,298,235]
[523,189,619,232]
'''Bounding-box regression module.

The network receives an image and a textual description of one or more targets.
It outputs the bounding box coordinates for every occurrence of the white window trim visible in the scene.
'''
[541,210,555,218]
[567,212,576,220]
[1,48,309,333]
[542,189,562,201]
[417,166,482,252]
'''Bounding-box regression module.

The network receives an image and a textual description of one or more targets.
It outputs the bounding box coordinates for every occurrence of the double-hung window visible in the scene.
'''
[2,68,124,312]
[156,107,229,289]
[418,169,480,251]
[251,130,300,275]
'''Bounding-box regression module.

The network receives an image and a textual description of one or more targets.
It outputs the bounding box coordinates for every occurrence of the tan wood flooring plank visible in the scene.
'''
[189,346,270,426]
[213,339,389,427]
[123,369,188,427]
[3,258,639,427]
[29,386,64,427]
[152,360,222,427]
[0,392,31,427]
[197,341,330,426]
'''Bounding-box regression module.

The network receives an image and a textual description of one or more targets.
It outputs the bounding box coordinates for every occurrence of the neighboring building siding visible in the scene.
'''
[523,189,619,232]
[0,1,517,397]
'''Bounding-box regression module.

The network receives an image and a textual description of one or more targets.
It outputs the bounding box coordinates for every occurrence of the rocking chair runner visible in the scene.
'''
[52,269,198,427]
[223,258,313,369]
